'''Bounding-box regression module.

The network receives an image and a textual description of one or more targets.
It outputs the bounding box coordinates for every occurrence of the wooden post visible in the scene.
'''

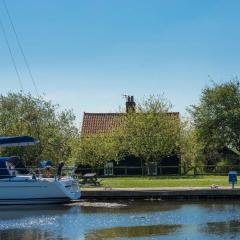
[159,165,162,175]
[194,166,197,176]
[141,159,144,176]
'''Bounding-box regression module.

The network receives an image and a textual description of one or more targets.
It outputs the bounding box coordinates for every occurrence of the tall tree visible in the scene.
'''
[189,80,240,164]
[0,92,78,165]
[117,95,181,166]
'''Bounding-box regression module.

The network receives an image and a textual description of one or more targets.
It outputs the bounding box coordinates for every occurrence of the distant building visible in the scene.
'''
[80,96,180,176]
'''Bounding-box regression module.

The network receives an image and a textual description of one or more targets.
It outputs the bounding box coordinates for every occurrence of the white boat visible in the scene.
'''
[0,136,81,205]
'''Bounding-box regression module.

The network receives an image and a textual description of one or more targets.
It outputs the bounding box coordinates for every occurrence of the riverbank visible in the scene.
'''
[81,187,240,200]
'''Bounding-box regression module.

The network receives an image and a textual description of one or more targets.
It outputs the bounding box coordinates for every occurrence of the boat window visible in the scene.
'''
[6,161,17,176]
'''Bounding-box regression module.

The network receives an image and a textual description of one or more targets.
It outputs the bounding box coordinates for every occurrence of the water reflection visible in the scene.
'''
[86,224,181,240]
[0,200,240,240]
[0,228,68,240]
[202,220,240,235]
[79,200,181,214]
[0,205,72,220]
[197,201,240,213]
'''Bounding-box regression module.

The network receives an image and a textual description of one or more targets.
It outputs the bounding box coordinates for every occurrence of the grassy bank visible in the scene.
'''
[95,175,230,188]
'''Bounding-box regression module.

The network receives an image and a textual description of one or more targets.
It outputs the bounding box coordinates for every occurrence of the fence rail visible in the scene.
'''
[76,164,240,177]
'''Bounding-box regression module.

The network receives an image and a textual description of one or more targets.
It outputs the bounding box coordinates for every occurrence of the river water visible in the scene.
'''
[0,200,240,240]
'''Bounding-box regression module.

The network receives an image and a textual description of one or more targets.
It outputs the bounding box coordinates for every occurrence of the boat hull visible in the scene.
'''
[0,197,70,205]
[0,178,80,205]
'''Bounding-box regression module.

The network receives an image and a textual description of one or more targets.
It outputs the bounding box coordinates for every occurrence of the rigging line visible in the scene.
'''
[2,0,39,96]
[0,15,23,92]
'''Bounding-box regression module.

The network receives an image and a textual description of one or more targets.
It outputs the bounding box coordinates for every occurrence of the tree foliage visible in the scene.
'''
[189,80,240,164]
[0,92,78,165]
[180,119,203,173]
[71,134,122,167]
[116,95,181,165]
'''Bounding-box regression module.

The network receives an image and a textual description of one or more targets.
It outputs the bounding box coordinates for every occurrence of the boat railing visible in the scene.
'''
[0,166,77,180]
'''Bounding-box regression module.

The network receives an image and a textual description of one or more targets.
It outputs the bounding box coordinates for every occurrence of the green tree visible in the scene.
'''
[0,92,78,165]
[189,80,240,164]
[71,134,122,167]
[118,95,181,166]
[180,119,203,174]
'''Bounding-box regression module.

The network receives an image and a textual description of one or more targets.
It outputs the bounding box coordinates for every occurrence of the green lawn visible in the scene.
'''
[95,175,231,188]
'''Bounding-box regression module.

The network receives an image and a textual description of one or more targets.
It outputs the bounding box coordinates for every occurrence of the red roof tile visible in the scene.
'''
[81,113,125,136]
[81,112,180,136]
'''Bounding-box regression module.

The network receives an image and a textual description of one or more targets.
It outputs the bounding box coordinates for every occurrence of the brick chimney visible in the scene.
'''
[126,95,136,113]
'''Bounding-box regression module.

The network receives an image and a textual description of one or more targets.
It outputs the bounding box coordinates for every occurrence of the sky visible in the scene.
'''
[1,0,240,126]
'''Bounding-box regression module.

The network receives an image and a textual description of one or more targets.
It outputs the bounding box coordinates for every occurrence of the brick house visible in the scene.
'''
[80,96,180,176]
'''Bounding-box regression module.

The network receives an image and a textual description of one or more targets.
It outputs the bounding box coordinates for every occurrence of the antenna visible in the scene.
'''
[0,15,23,91]
[2,0,39,96]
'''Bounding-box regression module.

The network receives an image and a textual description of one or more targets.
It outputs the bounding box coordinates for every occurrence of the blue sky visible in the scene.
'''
[1,0,240,125]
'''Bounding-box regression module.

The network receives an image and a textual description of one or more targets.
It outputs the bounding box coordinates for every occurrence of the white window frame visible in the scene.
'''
[147,162,158,176]
[104,162,114,176]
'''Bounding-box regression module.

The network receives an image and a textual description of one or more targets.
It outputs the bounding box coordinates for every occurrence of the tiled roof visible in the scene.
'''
[81,112,180,136]
[81,113,125,136]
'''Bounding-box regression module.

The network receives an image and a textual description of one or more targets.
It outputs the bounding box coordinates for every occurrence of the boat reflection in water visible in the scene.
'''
[0,229,67,240]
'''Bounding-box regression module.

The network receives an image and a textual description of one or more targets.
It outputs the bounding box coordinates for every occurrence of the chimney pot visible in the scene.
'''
[126,95,136,113]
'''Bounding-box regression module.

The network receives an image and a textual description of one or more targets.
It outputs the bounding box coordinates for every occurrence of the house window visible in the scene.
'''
[104,162,113,176]
[147,162,157,176]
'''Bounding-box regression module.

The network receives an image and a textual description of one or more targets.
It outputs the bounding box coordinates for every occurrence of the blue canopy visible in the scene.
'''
[38,160,52,169]
[0,136,39,147]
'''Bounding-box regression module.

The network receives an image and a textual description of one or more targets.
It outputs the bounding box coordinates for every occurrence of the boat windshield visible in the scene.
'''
[0,156,29,179]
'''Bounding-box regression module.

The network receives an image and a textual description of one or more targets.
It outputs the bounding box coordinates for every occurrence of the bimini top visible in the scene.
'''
[0,136,39,147]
